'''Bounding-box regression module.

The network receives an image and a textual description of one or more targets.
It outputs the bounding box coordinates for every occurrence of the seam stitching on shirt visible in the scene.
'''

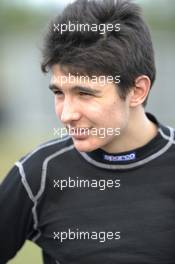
[17,144,74,242]
[159,126,175,143]
[21,135,70,164]
[32,144,75,241]
[78,126,174,170]
[15,161,35,202]
[35,144,75,201]
[15,161,40,238]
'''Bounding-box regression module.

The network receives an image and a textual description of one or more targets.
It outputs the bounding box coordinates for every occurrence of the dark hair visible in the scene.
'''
[41,0,156,106]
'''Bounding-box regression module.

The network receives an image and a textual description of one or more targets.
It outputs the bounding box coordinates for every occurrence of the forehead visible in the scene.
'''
[50,64,113,91]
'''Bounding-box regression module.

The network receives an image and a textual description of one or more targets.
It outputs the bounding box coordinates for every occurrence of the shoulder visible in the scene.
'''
[19,135,74,166]
[158,124,175,163]
[15,135,74,196]
[159,124,175,144]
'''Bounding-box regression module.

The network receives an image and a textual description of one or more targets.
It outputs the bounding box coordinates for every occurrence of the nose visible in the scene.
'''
[60,97,81,124]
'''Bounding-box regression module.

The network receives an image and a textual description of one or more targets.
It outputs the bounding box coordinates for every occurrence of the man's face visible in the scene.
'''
[50,64,131,153]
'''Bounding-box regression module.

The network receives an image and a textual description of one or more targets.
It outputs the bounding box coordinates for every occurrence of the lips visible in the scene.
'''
[72,128,89,132]
[67,125,90,131]
[66,126,91,137]
[71,128,90,135]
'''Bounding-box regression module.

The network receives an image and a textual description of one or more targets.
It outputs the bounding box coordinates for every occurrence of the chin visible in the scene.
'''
[72,137,101,152]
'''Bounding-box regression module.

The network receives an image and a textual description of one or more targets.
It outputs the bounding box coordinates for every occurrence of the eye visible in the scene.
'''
[53,90,64,95]
[79,92,93,96]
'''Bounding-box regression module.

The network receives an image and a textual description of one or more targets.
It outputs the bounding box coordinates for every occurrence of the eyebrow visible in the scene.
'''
[49,84,101,95]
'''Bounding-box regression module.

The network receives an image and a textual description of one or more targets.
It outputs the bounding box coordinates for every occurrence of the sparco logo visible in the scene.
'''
[104,153,136,162]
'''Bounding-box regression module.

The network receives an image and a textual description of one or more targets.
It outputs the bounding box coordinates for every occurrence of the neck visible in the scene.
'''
[102,107,158,153]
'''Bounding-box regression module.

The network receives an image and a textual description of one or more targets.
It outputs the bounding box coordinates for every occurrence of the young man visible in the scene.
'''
[0,0,175,263]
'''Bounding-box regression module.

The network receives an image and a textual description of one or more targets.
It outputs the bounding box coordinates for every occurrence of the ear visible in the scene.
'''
[129,75,151,107]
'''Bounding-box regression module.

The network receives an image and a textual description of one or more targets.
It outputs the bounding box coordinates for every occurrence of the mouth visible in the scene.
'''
[73,127,90,132]
[67,126,92,138]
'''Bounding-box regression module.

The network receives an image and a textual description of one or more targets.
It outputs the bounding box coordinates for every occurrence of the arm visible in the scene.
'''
[0,165,34,263]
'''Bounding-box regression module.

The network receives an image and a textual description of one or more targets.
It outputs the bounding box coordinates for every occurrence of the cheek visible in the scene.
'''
[101,101,128,128]
[85,101,107,117]
[54,98,62,118]
[82,100,117,126]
